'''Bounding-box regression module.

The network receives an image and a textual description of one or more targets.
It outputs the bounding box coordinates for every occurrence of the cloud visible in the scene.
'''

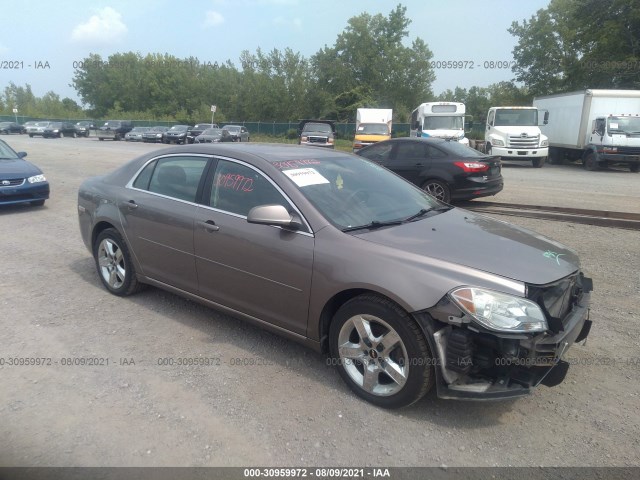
[71,7,127,45]
[203,10,225,28]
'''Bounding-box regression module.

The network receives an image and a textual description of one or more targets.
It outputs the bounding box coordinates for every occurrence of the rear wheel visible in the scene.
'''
[31,200,45,207]
[94,228,143,296]
[630,163,639,173]
[421,179,450,203]
[584,152,599,171]
[532,157,546,168]
[329,294,434,408]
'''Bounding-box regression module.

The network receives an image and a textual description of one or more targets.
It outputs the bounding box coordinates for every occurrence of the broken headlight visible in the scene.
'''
[449,287,548,333]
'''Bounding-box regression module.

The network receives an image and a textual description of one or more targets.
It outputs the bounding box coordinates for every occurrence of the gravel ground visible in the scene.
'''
[1,136,639,468]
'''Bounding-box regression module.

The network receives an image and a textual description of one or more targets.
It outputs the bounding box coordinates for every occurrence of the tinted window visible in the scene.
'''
[359,142,393,161]
[145,156,208,202]
[209,160,288,216]
[395,142,427,160]
[133,160,157,190]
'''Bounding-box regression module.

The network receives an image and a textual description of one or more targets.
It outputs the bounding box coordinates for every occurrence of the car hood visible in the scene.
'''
[354,208,580,286]
[0,159,42,178]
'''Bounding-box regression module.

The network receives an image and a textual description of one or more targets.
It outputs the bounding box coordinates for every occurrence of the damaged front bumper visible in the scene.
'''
[415,281,592,401]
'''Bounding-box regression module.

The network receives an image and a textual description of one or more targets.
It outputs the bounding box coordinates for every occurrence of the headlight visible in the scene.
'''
[541,139,549,147]
[28,174,46,183]
[491,139,504,147]
[449,287,548,333]
[301,136,308,142]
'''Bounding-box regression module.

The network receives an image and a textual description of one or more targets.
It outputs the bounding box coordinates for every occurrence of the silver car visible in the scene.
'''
[78,144,593,408]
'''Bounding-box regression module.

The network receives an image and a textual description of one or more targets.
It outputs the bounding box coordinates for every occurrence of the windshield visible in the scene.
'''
[0,140,19,159]
[357,123,390,135]
[271,155,440,230]
[147,127,167,132]
[607,116,640,135]
[36,122,50,127]
[223,125,240,132]
[104,121,121,127]
[131,127,149,132]
[194,124,213,130]
[423,116,463,130]
[441,141,490,158]
[48,122,62,128]
[303,123,332,133]
[169,125,188,132]
[494,109,538,126]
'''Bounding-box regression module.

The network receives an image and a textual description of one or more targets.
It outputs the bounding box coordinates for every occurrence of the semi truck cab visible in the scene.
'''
[485,107,549,168]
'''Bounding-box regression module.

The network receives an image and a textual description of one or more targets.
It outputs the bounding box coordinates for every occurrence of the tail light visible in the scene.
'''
[453,161,490,173]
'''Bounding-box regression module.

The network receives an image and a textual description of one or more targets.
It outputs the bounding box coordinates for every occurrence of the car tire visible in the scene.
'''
[29,134,34,138]
[94,228,143,297]
[421,179,451,203]
[72,132,77,138]
[584,152,599,171]
[629,164,639,173]
[31,200,45,207]
[329,294,434,408]
[532,157,545,168]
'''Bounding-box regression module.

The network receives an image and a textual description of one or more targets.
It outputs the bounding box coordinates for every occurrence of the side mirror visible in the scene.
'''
[17,151,27,158]
[543,111,549,125]
[247,204,301,230]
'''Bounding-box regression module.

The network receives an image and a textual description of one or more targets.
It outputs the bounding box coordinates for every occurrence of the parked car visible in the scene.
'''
[163,125,190,144]
[0,138,49,206]
[125,127,151,142]
[186,123,218,144]
[298,119,336,148]
[193,128,233,143]
[22,121,37,132]
[356,137,504,203]
[0,122,26,134]
[74,121,96,137]
[78,143,592,408]
[142,126,170,143]
[222,125,250,142]
[43,122,77,138]
[26,121,52,137]
[97,120,134,141]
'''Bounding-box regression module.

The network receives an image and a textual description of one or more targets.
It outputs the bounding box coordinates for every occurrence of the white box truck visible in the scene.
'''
[484,106,549,168]
[352,108,393,152]
[410,102,469,145]
[533,89,640,172]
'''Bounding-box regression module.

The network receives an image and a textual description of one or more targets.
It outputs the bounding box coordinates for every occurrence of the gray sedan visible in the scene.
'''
[77,144,593,408]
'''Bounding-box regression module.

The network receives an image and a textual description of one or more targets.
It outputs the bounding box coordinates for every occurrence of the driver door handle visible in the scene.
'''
[126,200,138,210]
[199,220,220,232]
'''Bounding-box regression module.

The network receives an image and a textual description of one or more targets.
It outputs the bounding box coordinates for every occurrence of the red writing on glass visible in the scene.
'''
[215,173,254,192]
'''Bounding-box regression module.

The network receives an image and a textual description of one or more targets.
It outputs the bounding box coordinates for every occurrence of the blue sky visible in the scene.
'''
[1,0,550,105]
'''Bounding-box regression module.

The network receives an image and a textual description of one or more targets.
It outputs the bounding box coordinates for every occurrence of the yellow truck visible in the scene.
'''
[352,108,393,152]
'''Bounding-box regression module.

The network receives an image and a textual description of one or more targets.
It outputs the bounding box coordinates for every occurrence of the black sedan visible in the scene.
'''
[43,122,77,138]
[356,137,503,203]
[74,121,96,137]
[0,122,26,134]
[163,125,190,144]
[0,139,49,206]
[193,128,233,143]
[186,123,217,143]
[142,126,169,143]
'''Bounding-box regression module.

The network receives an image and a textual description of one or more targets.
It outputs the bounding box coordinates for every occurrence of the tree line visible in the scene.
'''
[1,1,638,127]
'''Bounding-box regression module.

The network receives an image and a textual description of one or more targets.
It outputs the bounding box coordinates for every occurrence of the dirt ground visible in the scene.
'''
[1,136,639,468]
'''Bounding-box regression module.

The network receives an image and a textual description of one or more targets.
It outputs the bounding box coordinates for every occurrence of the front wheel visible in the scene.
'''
[630,163,639,173]
[422,179,451,203]
[584,152,599,171]
[532,157,546,168]
[94,228,143,296]
[329,294,434,408]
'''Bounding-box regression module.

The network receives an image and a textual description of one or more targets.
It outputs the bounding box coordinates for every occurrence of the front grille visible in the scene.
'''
[307,136,328,144]
[508,134,539,148]
[527,273,585,333]
[617,147,640,155]
[0,178,25,187]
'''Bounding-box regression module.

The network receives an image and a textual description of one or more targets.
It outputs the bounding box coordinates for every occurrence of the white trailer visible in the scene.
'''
[533,89,640,172]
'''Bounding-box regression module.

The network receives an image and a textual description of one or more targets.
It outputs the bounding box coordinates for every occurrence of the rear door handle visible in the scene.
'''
[199,220,220,232]
[126,200,138,210]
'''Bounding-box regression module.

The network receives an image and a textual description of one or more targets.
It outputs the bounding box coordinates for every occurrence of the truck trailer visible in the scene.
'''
[533,89,640,172]
[352,108,393,152]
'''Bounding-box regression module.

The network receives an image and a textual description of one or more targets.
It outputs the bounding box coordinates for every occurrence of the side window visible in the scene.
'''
[359,143,393,162]
[132,160,157,190]
[425,146,447,158]
[146,156,208,202]
[395,142,427,160]
[210,160,288,216]
[487,110,495,126]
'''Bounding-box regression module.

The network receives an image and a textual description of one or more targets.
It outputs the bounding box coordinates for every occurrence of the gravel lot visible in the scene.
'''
[1,136,639,468]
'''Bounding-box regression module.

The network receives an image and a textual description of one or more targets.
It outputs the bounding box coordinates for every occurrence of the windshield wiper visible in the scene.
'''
[403,208,432,222]
[342,219,404,233]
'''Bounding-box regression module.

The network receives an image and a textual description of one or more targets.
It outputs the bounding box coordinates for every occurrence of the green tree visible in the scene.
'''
[312,4,434,116]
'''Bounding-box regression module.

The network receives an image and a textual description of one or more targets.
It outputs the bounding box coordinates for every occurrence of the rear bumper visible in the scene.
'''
[451,179,504,201]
